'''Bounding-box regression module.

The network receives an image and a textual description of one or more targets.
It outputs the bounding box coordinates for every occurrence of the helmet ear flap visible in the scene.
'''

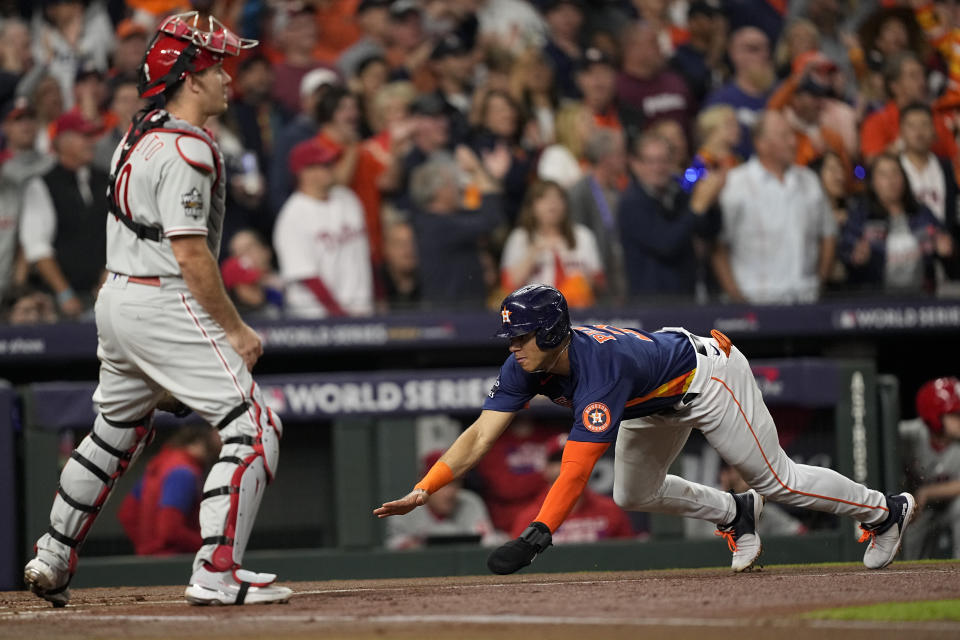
[535,309,570,350]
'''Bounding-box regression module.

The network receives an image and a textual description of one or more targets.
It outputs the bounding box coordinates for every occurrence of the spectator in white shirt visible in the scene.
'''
[500,179,604,309]
[898,102,960,244]
[385,449,505,550]
[18,111,106,317]
[474,0,547,53]
[273,140,374,318]
[29,0,114,110]
[714,109,837,304]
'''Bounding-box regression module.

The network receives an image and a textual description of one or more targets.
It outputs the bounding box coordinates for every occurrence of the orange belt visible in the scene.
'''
[128,276,162,287]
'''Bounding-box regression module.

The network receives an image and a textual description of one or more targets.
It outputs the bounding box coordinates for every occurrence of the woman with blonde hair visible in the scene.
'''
[676,104,740,193]
[500,180,604,308]
[537,102,595,187]
[363,81,418,194]
[774,19,820,80]
[509,48,560,147]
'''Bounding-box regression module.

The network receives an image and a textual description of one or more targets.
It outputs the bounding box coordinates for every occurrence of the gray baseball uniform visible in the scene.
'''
[33,109,282,584]
[900,419,960,559]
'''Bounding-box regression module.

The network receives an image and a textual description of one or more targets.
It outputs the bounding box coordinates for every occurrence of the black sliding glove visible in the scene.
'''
[486,521,552,575]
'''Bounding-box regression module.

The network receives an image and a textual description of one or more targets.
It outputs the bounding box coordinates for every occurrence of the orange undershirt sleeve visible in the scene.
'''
[534,440,611,532]
[414,460,454,494]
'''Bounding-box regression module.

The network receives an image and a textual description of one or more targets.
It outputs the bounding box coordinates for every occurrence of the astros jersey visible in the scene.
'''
[105,110,226,277]
[483,325,697,443]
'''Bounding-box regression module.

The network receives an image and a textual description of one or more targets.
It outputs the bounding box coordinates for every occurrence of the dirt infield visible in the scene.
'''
[1,562,958,640]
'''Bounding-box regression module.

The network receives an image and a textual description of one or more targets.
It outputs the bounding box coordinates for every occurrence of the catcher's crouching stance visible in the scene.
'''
[23,13,291,606]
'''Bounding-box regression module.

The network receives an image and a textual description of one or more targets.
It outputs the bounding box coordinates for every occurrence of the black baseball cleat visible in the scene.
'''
[715,489,764,573]
[860,492,916,570]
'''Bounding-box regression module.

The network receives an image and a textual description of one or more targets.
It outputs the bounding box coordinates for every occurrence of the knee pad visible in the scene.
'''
[199,394,282,572]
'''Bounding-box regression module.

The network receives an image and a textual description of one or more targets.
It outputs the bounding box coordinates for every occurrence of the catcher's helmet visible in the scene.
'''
[496,284,570,350]
[139,11,258,99]
[916,376,960,435]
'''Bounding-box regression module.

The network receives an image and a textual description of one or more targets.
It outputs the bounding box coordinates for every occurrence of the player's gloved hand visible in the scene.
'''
[487,521,552,575]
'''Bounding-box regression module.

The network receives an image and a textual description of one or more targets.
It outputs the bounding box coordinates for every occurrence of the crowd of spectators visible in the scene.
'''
[3,0,960,324]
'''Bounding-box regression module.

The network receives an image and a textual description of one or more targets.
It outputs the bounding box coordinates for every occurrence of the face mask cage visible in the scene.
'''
[158,11,259,56]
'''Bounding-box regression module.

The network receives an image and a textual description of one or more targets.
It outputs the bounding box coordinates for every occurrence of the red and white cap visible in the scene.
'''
[916,377,960,435]
[139,11,258,98]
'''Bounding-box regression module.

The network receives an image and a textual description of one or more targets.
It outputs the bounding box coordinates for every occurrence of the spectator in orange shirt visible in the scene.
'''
[109,19,148,80]
[313,0,363,62]
[313,86,387,270]
[782,74,851,169]
[125,0,190,25]
[860,52,958,162]
[692,104,741,174]
[363,81,418,195]
[767,51,859,159]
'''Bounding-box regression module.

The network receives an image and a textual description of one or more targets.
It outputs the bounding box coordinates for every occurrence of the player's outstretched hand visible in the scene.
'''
[487,521,552,575]
[227,323,263,371]
[373,488,428,518]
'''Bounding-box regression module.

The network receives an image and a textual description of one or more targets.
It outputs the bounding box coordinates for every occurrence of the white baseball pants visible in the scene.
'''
[612,332,890,527]
[34,274,281,579]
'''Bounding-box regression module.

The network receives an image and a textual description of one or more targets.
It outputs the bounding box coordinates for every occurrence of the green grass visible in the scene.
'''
[615,557,960,575]
[803,599,960,622]
[758,557,960,571]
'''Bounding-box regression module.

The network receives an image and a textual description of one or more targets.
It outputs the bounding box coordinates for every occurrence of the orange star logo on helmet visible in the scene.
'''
[582,402,611,433]
[501,308,512,324]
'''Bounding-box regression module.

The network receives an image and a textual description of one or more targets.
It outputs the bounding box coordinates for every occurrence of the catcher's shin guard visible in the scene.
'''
[194,389,282,573]
[34,412,154,575]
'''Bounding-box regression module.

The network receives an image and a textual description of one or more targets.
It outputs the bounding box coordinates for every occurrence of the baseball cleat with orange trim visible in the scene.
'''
[715,489,764,572]
[860,492,916,570]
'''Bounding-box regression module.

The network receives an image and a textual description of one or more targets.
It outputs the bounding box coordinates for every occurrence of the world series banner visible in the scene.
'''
[2,298,960,365]
[27,360,841,431]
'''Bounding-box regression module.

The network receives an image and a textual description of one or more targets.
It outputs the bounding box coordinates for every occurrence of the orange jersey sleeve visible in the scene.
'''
[534,440,611,532]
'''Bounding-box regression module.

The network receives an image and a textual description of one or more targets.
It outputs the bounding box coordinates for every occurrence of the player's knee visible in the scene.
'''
[261,417,280,481]
[613,484,661,511]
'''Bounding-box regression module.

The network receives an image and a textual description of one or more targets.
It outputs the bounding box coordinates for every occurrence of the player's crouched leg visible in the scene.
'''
[185,401,292,605]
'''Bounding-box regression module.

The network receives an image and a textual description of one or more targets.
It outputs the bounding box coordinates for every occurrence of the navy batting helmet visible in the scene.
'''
[495,284,570,350]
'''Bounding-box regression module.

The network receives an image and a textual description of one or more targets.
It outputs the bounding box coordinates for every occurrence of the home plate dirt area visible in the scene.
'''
[1,563,958,640]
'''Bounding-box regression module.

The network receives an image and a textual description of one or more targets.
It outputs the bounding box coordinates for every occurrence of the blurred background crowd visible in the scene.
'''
[3,0,960,323]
